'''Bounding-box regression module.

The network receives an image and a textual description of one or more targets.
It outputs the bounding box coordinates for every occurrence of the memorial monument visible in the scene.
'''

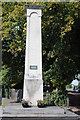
[23,5,43,106]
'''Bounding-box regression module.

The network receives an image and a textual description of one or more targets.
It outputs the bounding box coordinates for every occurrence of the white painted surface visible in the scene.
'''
[23,5,43,106]
[71,79,79,86]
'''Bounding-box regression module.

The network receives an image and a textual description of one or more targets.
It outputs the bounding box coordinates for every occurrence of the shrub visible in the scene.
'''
[51,89,67,106]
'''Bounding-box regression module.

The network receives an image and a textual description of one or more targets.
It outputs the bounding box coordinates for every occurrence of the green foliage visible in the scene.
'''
[51,89,67,106]
[44,94,54,106]
[42,2,80,93]
[2,2,26,55]
[0,91,2,105]
[0,65,10,98]
[78,82,80,89]
[1,65,10,87]
[2,2,26,89]
[66,84,72,89]
[4,89,9,98]
[37,100,44,105]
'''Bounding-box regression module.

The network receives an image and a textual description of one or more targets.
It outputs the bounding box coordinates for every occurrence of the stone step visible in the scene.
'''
[1,116,80,120]
[1,103,79,120]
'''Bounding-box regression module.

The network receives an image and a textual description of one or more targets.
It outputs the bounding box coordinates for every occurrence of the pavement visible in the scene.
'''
[61,106,80,115]
[2,104,79,120]
[0,98,80,120]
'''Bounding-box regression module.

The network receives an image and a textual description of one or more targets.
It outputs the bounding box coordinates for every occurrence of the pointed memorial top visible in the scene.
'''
[25,4,43,10]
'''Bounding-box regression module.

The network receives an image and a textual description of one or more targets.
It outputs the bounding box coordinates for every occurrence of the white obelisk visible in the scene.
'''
[23,5,43,106]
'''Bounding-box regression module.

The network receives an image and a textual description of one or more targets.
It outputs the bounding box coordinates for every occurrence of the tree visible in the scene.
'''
[42,2,80,89]
[2,2,26,89]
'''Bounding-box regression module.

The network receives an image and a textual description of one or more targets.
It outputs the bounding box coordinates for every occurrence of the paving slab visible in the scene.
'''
[1,103,79,120]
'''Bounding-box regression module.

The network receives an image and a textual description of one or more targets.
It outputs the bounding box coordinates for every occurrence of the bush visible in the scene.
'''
[44,93,54,106]
[66,84,72,89]
[51,89,67,106]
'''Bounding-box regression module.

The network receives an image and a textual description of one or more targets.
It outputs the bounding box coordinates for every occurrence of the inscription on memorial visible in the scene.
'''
[30,65,38,70]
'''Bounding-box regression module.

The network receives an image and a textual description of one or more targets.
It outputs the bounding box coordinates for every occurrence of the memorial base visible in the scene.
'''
[23,79,43,106]
[2,103,79,120]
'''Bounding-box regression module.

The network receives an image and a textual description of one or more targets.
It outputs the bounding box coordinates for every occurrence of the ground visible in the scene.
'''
[61,106,80,115]
[2,97,80,118]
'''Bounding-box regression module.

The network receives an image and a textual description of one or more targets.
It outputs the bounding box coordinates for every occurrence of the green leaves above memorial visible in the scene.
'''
[2,2,26,89]
[2,2,26,55]
[42,2,80,90]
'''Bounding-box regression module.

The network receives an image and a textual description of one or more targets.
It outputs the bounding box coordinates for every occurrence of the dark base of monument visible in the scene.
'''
[2,117,79,120]
[1,103,79,120]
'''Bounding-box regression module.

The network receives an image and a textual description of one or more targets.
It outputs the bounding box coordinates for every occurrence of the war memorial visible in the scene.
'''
[1,4,80,120]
